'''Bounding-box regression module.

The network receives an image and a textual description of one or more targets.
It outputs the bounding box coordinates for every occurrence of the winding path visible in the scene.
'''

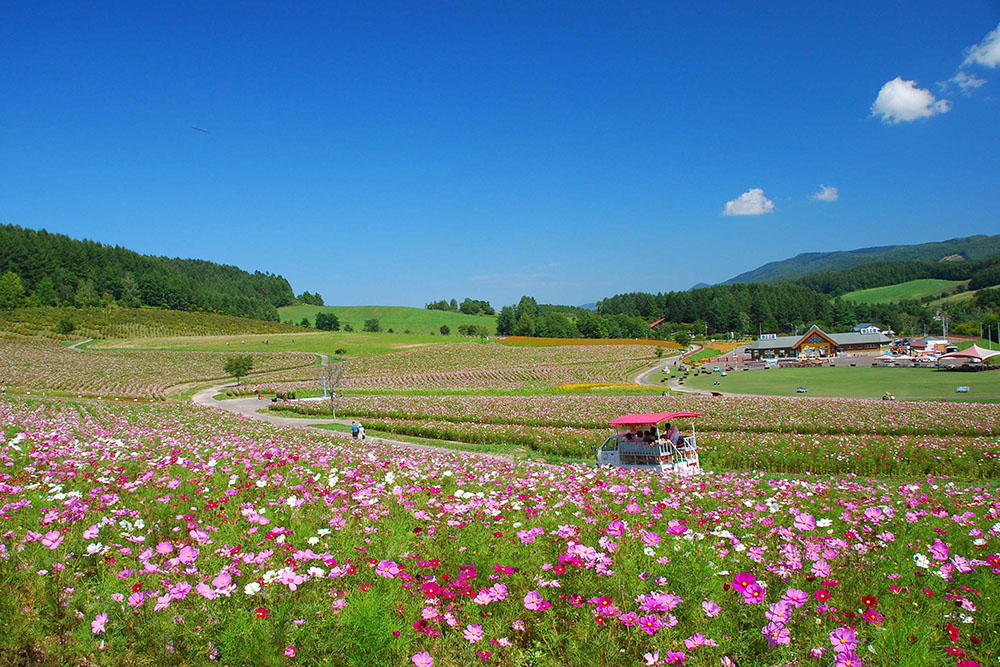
[190,384,522,461]
[632,344,715,395]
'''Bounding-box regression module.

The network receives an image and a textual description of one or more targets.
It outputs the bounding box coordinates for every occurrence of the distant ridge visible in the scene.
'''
[723,234,1000,284]
[690,282,710,290]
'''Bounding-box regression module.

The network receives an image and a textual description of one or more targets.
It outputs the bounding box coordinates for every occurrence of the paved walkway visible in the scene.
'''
[190,384,522,461]
[67,338,94,350]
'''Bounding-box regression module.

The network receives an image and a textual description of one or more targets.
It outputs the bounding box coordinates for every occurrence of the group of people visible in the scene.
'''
[621,422,682,447]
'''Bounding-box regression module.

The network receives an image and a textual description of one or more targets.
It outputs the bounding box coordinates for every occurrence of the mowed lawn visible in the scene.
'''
[840,279,967,304]
[685,365,1000,399]
[278,304,496,335]
[94,331,466,358]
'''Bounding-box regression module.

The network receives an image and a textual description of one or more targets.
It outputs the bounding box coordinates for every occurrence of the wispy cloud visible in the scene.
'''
[871,77,950,124]
[811,185,839,202]
[963,22,1000,68]
[722,188,774,216]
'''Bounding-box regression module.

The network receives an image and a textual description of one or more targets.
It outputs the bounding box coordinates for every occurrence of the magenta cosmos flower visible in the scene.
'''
[463,624,484,643]
[523,591,546,611]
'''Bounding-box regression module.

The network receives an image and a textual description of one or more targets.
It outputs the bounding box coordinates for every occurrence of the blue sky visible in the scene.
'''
[2,2,998,308]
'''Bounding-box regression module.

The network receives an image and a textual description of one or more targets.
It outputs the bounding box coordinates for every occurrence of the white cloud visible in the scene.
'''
[950,71,987,94]
[871,77,951,124]
[811,184,839,202]
[963,22,1000,68]
[723,188,774,216]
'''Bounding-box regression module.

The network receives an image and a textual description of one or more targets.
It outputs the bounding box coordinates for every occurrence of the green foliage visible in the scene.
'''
[299,317,311,328]
[0,271,25,310]
[54,317,75,335]
[840,279,967,305]
[314,312,340,331]
[296,291,325,306]
[673,330,690,345]
[222,354,254,384]
[439,324,450,335]
[456,324,490,337]
[0,223,297,321]
[362,318,382,333]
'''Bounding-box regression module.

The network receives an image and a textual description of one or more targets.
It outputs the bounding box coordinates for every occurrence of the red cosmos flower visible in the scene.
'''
[944,648,966,657]
[254,607,269,619]
[946,623,960,642]
[131,582,142,593]
[956,660,982,667]
[970,635,980,645]
[861,595,877,608]
[814,588,831,602]
[922,588,935,597]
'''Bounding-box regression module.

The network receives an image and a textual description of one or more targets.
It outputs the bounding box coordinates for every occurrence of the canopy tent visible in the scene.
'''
[608,412,701,427]
[937,345,1000,362]
[875,354,895,361]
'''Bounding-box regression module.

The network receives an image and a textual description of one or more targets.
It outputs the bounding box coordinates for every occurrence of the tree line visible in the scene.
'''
[425,298,495,315]
[0,224,297,320]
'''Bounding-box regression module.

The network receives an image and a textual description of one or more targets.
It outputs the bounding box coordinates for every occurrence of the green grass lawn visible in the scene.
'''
[683,347,721,364]
[93,330,467,358]
[685,365,1000,399]
[277,304,496,335]
[840,279,967,304]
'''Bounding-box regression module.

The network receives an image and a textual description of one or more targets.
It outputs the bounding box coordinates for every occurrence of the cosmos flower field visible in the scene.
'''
[1,398,997,666]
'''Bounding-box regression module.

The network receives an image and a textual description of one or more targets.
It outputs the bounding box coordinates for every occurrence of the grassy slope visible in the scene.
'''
[686,365,1000,399]
[94,331,464,358]
[278,304,496,335]
[0,306,300,340]
[840,279,967,304]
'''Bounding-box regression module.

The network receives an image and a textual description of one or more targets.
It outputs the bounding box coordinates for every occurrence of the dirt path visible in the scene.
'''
[67,339,94,350]
[633,344,715,395]
[190,384,524,462]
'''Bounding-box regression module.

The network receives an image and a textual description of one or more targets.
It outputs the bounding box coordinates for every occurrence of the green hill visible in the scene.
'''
[840,279,967,305]
[0,306,301,340]
[278,305,497,335]
[724,234,1000,284]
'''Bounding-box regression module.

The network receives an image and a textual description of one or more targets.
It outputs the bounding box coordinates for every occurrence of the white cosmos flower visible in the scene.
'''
[244,582,261,595]
[816,519,833,528]
[913,553,930,569]
[307,537,319,545]
[86,542,104,555]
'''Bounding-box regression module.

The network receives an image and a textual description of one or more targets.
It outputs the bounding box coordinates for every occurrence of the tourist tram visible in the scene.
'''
[595,412,701,475]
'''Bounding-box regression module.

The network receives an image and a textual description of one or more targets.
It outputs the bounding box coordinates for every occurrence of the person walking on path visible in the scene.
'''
[358,425,365,441]
[351,421,360,439]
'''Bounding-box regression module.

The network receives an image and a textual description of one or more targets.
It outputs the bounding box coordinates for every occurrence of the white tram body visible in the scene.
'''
[595,411,701,475]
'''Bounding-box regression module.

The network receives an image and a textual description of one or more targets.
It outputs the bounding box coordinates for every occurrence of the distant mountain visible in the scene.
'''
[724,234,1000,284]
[578,302,598,311]
[690,282,710,290]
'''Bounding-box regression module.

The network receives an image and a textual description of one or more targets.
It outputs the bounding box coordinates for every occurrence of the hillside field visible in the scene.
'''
[686,365,1000,399]
[0,306,300,340]
[840,278,966,304]
[278,304,496,335]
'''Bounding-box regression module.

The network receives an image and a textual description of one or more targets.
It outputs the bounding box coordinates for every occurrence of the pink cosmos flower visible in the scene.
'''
[523,591,545,611]
[763,622,790,647]
[643,651,659,666]
[154,593,171,611]
[731,572,755,593]
[829,626,857,652]
[782,588,808,608]
[41,530,63,550]
[684,633,708,650]
[285,645,296,658]
[177,546,198,565]
[375,560,400,579]
[642,530,661,547]
[741,583,765,604]
[91,612,107,634]
[794,513,816,531]
[702,600,720,617]
[666,520,687,536]
[127,591,143,608]
[212,572,232,589]
[412,652,433,667]
[834,650,862,667]
[929,539,949,562]
[637,614,661,635]
[463,624,484,643]
[606,520,626,536]
[155,541,173,555]
[766,601,791,625]
[664,651,685,664]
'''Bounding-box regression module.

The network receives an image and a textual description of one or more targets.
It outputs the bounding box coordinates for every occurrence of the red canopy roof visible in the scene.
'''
[608,412,701,427]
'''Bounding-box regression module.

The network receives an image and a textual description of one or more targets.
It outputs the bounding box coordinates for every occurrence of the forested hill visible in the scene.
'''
[0,224,294,320]
[724,234,1000,284]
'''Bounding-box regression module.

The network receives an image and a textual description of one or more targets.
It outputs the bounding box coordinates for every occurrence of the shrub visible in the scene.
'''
[55,318,75,335]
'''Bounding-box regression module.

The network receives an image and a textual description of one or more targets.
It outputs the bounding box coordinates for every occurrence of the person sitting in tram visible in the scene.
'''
[666,423,681,445]
[643,430,656,445]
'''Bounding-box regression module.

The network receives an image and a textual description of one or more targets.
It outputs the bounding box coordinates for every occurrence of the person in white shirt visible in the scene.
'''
[668,424,681,445]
